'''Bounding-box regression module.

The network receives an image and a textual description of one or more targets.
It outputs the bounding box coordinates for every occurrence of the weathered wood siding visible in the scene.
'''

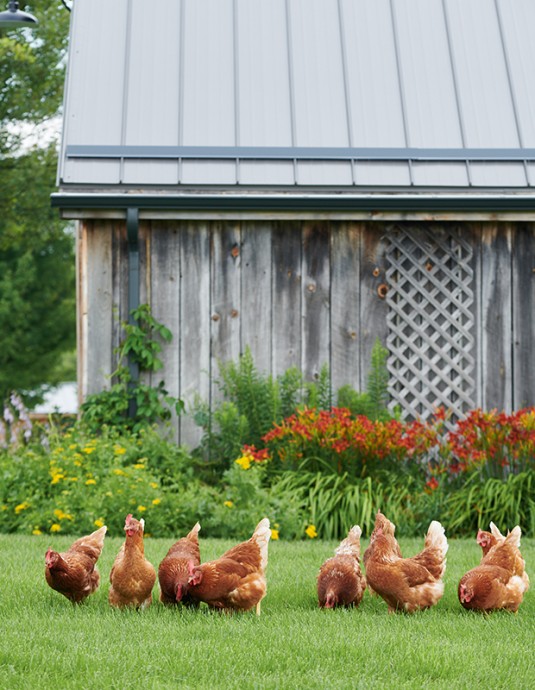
[79,220,535,447]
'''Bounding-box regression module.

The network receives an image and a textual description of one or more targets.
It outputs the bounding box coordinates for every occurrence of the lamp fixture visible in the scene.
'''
[0,1,38,28]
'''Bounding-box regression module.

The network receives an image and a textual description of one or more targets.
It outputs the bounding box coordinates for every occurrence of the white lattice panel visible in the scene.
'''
[385,226,475,423]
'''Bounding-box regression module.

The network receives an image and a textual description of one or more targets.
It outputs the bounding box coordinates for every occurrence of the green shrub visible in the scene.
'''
[80,304,184,433]
[193,344,392,468]
[0,425,199,537]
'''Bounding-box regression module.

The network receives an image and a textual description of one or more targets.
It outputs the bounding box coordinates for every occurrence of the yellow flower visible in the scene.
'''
[152,498,161,506]
[50,524,61,532]
[32,529,42,535]
[73,460,82,467]
[94,518,105,528]
[137,505,147,512]
[114,446,126,455]
[113,469,127,476]
[53,509,73,521]
[68,444,78,450]
[235,455,252,470]
[50,473,65,485]
[305,524,318,539]
[85,479,96,485]
[83,447,95,454]
[133,463,145,470]
[223,500,234,508]
[271,529,280,540]
[14,502,30,514]
[149,482,158,489]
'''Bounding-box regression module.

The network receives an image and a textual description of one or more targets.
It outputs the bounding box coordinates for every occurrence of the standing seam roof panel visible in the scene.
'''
[394,0,463,148]
[290,0,352,184]
[341,0,406,148]
[446,0,520,148]
[181,0,236,184]
[237,0,294,185]
[496,0,535,147]
[123,0,181,185]
[62,0,128,184]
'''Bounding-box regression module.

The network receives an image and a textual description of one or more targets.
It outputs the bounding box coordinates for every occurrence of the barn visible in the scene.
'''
[52,0,535,447]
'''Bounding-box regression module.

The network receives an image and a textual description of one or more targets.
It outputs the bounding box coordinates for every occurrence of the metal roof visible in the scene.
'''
[57,0,535,197]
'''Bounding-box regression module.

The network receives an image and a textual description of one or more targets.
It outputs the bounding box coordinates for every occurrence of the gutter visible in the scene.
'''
[51,192,535,214]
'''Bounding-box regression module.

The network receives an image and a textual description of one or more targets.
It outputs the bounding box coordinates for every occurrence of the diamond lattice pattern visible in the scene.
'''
[385,226,475,424]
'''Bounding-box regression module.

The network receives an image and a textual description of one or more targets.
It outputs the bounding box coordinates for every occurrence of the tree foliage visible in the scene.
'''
[0,2,70,152]
[0,3,74,404]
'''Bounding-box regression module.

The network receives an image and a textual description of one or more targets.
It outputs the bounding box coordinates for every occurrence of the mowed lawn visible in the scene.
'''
[0,532,533,690]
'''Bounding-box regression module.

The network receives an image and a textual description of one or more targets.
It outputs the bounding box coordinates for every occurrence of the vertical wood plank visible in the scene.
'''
[512,223,535,408]
[137,222,151,390]
[301,223,331,384]
[330,222,362,396]
[271,221,302,376]
[480,222,513,411]
[85,221,114,395]
[210,222,242,405]
[240,222,272,375]
[179,222,211,449]
[461,222,480,414]
[77,221,87,402]
[112,221,128,371]
[150,222,180,442]
[360,224,389,391]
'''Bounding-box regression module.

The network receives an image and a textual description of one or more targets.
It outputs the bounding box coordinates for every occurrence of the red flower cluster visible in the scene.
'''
[241,444,270,463]
[237,406,535,483]
[259,407,442,478]
[444,407,535,477]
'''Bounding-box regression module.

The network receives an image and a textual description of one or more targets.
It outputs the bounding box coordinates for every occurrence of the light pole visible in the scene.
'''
[0,1,37,28]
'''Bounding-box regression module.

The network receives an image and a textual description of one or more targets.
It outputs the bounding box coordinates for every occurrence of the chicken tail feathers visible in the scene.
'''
[425,521,448,557]
[489,522,505,541]
[252,518,271,573]
[187,522,201,541]
[335,525,362,558]
[505,525,521,548]
[90,525,107,546]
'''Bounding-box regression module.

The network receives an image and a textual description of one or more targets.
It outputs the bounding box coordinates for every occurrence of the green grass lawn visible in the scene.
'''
[0,533,533,690]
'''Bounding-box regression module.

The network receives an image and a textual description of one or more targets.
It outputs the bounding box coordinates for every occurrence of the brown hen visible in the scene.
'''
[158,522,201,606]
[187,518,271,614]
[317,525,366,608]
[109,514,156,609]
[363,511,448,613]
[459,525,529,612]
[44,525,107,603]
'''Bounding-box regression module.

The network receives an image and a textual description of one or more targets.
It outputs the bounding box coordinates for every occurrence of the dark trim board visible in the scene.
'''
[52,192,535,214]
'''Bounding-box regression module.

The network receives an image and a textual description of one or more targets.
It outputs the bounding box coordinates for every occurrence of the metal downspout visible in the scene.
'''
[126,207,139,418]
